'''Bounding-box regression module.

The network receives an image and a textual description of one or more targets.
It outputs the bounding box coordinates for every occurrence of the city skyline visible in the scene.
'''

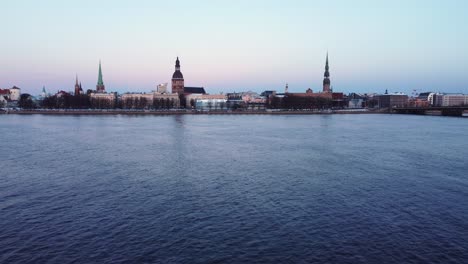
[2,0,468,95]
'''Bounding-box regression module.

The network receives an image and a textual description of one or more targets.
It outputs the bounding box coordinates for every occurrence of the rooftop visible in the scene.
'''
[184,87,206,94]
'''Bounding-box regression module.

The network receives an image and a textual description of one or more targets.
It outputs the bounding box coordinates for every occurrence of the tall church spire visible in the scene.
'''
[96,60,106,93]
[97,61,104,86]
[324,53,330,78]
[74,74,81,95]
[323,53,331,93]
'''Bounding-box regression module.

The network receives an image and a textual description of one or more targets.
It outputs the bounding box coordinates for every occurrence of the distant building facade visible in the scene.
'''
[121,91,180,109]
[183,87,206,106]
[0,86,22,106]
[192,94,227,110]
[8,86,21,101]
[90,92,116,108]
[433,94,468,107]
[375,93,409,108]
[348,93,366,108]
[157,83,168,94]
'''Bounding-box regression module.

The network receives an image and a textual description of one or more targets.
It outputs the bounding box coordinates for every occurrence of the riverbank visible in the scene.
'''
[1,109,387,115]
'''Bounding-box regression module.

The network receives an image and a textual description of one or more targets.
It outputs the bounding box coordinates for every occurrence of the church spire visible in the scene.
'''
[97,61,104,86]
[175,57,180,71]
[96,60,106,93]
[323,52,331,93]
[74,74,81,95]
[324,52,330,78]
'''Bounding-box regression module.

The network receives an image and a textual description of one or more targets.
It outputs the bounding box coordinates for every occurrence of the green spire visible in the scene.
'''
[97,60,104,86]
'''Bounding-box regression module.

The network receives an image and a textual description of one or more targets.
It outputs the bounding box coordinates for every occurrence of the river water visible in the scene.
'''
[1,114,467,263]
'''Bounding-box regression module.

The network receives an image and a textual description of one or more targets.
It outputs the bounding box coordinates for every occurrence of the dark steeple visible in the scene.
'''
[172,57,184,79]
[324,53,330,78]
[323,52,331,93]
[175,57,180,70]
[74,74,81,95]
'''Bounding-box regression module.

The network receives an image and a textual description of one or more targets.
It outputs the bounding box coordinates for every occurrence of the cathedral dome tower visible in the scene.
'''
[171,57,185,94]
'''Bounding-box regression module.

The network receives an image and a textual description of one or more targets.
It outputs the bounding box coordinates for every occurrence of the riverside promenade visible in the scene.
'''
[1,109,385,116]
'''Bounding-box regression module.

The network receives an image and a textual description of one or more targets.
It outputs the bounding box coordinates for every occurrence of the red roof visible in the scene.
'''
[0,88,10,95]
[332,92,344,100]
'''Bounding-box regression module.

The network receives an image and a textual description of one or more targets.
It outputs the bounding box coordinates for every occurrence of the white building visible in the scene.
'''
[9,86,21,101]
[120,90,180,109]
[348,99,364,109]
[192,94,227,110]
[435,94,468,106]
[90,92,117,108]
[156,83,168,94]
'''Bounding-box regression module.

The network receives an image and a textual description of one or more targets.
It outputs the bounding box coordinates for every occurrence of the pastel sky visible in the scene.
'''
[1,0,467,95]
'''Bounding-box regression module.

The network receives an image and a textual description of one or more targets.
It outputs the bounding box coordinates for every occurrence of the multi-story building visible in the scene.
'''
[193,94,227,110]
[226,91,265,104]
[8,86,21,101]
[0,86,21,103]
[348,93,366,108]
[154,92,180,108]
[408,92,432,107]
[120,93,154,108]
[157,83,168,94]
[375,93,409,108]
[120,90,180,109]
[433,94,468,106]
[90,92,116,108]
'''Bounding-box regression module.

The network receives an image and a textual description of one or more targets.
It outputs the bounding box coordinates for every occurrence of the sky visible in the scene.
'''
[1,0,468,95]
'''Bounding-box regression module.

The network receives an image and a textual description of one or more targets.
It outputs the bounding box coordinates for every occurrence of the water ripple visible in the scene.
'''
[0,114,467,263]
